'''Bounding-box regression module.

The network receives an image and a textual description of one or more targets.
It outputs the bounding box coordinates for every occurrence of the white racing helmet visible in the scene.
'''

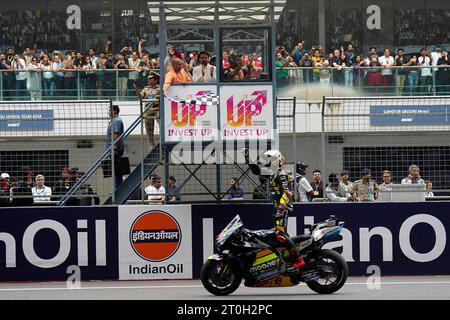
[260,150,284,176]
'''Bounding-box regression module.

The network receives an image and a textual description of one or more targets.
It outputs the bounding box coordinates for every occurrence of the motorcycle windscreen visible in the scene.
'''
[216,215,243,247]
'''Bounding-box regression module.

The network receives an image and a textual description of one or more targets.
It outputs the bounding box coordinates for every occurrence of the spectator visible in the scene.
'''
[41,55,55,98]
[63,52,76,97]
[326,173,354,202]
[351,168,379,202]
[103,52,116,97]
[340,170,354,191]
[24,169,34,188]
[11,53,28,98]
[353,55,365,88]
[189,51,199,72]
[311,50,323,83]
[137,53,152,88]
[128,52,141,96]
[223,54,247,81]
[291,41,306,66]
[343,45,355,87]
[28,57,42,100]
[319,59,331,84]
[163,57,192,96]
[88,48,99,68]
[3,47,15,100]
[250,52,263,79]
[365,47,382,93]
[106,104,125,189]
[418,48,432,94]
[52,54,65,97]
[76,171,100,206]
[425,180,434,198]
[401,164,425,184]
[295,162,314,202]
[82,56,97,97]
[406,54,419,96]
[224,177,244,200]
[10,170,33,206]
[309,169,324,200]
[378,48,395,94]
[31,174,52,203]
[431,45,443,74]
[330,48,345,85]
[192,51,216,82]
[166,175,181,202]
[145,175,165,203]
[52,166,71,198]
[274,51,291,87]
[380,170,394,190]
[164,43,182,73]
[115,52,129,99]
[0,173,11,207]
[436,49,449,94]
[222,51,230,69]
[394,48,408,96]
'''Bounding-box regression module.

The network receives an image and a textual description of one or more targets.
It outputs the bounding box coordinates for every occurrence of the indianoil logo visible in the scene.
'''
[129,211,182,262]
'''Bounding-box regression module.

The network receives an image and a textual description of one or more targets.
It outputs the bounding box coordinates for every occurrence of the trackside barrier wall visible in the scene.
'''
[1,202,450,281]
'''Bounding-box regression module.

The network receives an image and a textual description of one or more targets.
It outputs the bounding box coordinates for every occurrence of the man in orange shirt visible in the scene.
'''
[163,57,192,96]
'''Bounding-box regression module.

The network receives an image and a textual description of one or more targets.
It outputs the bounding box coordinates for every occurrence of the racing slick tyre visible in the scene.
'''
[305,249,348,294]
[200,259,242,296]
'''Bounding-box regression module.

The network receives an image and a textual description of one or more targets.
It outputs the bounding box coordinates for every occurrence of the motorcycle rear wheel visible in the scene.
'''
[200,259,242,296]
[305,249,348,294]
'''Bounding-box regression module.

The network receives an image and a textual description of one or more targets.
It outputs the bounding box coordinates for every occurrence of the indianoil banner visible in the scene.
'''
[118,205,192,280]
[220,85,274,140]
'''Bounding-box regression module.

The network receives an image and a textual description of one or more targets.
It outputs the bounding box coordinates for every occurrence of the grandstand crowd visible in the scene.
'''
[0,39,449,99]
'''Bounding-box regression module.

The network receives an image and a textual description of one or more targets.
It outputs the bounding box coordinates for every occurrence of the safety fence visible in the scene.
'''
[0,100,114,206]
[321,96,450,202]
[1,65,449,102]
[1,202,450,281]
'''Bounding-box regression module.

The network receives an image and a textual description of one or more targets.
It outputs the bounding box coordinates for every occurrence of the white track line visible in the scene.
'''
[0,281,450,292]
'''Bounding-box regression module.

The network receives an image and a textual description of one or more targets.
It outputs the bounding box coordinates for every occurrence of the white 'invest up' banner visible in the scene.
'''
[164,85,218,143]
[220,85,274,140]
[118,205,192,280]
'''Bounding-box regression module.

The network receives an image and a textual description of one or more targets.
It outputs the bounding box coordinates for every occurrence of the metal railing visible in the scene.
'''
[0,65,449,101]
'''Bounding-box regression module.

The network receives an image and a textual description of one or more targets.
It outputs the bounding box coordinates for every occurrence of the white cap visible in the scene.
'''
[1,173,10,179]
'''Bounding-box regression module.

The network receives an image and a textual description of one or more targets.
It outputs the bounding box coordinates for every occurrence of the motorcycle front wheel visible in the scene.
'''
[200,259,242,296]
[305,249,348,294]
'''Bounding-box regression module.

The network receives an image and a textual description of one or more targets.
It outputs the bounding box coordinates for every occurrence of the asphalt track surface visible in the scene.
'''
[0,276,449,300]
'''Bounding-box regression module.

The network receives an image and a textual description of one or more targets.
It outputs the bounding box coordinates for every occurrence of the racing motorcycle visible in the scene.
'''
[201,215,348,295]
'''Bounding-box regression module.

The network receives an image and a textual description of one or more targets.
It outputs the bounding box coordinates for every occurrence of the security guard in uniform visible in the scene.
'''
[135,71,160,149]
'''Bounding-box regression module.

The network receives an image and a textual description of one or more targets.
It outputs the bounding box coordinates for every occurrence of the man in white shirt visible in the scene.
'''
[418,48,432,93]
[326,173,353,202]
[192,51,216,82]
[32,174,52,203]
[295,162,314,202]
[431,45,442,72]
[11,53,28,98]
[401,164,425,184]
[144,176,166,203]
[378,48,395,93]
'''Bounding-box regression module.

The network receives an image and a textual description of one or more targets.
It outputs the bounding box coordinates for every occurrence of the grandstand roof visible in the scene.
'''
[147,0,286,25]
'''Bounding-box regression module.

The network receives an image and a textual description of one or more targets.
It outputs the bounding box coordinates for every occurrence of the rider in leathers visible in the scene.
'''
[243,148,305,270]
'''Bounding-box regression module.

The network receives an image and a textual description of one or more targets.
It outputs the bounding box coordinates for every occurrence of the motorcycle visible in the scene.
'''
[200,215,348,295]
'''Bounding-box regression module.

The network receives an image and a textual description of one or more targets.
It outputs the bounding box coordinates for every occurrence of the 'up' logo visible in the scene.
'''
[226,91,267,127]
[170,91,210,127]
